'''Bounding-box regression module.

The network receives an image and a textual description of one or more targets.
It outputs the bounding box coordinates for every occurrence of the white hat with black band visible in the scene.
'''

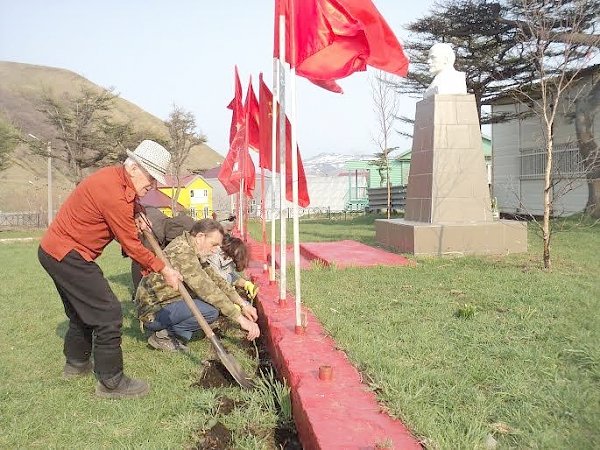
[126,140,171,185]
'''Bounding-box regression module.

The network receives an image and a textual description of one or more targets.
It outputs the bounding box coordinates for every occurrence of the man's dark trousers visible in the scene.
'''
[38,247,124,387]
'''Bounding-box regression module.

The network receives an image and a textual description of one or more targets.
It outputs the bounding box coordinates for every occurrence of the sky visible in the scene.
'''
[0,0,438,159]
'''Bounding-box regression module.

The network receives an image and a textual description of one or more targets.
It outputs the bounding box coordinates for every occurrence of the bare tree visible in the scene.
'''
[507,0,600,268]
[35,87,136,181]
[371,71,400,219]
[165,105,207,214]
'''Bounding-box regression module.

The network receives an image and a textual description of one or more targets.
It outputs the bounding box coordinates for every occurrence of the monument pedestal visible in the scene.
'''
[376,94,527,256]
[376,219,527,256]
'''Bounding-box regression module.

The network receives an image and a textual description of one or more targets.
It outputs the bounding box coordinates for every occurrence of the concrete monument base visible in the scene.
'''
[376,218,528,256]
[375,93,528,256]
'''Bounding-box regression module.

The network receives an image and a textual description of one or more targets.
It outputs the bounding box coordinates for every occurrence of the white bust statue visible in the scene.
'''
[423,43,467,98]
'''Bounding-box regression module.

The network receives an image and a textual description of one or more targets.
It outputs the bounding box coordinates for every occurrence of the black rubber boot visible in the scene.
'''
[95,375,150,399]
[63,359,93,379]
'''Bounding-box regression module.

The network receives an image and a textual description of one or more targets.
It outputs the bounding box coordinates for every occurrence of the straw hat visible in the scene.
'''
[126,140,171,185]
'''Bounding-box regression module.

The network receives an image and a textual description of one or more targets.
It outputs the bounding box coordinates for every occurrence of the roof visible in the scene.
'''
[139,189,185,209]
[488,64,599,105]
[158,174,206,188]
[200,166,221,179]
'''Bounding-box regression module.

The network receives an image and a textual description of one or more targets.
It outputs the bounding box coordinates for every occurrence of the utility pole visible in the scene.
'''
[47,140,52,225]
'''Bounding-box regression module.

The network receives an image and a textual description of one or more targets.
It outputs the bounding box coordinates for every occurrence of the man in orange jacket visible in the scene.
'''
[38,140,182,399]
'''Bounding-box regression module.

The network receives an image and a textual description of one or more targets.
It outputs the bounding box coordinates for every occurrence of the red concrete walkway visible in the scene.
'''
[269,239,413,270]
[245,239,421,449]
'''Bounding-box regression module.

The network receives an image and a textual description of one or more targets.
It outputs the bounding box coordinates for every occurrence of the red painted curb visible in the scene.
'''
[246,240,422,450]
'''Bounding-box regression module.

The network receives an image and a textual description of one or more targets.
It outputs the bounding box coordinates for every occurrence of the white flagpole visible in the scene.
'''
[278,12,287,303]
[290,68,302,327]
[288,0,302,328]
[240,179,244,239]
[270,58,279,284]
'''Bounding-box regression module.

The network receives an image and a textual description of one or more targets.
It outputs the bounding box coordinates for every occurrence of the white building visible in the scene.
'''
[491,68,599,216]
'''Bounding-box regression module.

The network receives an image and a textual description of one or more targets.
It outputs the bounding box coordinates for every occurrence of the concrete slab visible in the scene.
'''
[268,240,412,270]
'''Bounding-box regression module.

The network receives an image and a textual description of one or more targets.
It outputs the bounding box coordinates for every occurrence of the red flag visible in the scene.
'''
[245,78,261,152]
[258,73,310,207]
[274,0,408,86]
[218,125,256,197]
[219,69,255,197]
[274,0,343,94]
[227,66,244,145]
[217,144,240,195]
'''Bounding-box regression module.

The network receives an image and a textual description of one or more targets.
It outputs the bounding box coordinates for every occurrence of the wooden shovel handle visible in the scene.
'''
[142,229,215,339]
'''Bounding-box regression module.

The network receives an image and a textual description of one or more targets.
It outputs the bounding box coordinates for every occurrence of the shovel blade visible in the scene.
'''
[209,335,254,389]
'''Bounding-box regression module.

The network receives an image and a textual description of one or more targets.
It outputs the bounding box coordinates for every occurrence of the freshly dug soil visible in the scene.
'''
[193,421,231,450]
[193,360,236,388]
[216,396,239,415]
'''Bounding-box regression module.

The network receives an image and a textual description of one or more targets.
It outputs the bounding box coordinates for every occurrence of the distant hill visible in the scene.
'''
[0,61,223,212]
[302,152,376,176]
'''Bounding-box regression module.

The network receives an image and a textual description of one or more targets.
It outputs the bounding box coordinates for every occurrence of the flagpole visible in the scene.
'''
[278,12,287,303]
[238,185,243,236]
[260,166,267,269]
[242,77,251,242]
[270,58,279,284]
[289,0,302,328]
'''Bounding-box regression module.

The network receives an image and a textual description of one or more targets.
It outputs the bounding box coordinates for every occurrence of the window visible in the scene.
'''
[190,189,208,199]
[520,143,585,179]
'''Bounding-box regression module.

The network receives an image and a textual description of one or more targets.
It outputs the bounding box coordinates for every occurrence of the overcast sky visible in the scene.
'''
[0,0,437,159]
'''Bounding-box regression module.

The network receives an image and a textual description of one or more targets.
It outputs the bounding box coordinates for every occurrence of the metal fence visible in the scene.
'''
[208,207,370,221]
[520,143,585,179]
[367,185,407,212]
[0,211,45,228]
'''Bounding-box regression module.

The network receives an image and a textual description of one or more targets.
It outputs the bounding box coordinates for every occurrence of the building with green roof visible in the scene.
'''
[343,136,492,210]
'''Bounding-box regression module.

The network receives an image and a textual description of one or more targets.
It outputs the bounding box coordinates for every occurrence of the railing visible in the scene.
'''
[520,143,585,179]
[367,185,407,212]
[0,211,45,228]
[235,207,370,221]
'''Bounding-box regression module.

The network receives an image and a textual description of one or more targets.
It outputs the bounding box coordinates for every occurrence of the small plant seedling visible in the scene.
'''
[454,303,476,319]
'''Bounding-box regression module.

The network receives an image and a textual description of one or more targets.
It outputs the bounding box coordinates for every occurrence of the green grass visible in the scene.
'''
[264,215,598,449]
[0,228,45,239]
[3,217,599,448]
[0,240,290,449]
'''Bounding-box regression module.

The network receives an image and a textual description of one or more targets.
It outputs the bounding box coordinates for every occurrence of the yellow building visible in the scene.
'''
[158,174,214,219]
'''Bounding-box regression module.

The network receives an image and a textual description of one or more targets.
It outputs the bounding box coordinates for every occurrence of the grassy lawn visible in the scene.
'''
[2,216,598,449]
[0,228,45,239]
[0,239,291,449]
[252,215,600,449]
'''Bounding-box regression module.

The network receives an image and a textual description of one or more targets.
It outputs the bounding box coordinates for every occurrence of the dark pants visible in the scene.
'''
[38,247,124,388]
[131,260,143,293]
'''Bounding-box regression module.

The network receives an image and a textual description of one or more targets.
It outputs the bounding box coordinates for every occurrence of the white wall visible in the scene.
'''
[491,75,598,216]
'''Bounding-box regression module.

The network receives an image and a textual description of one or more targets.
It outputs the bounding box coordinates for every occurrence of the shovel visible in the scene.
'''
[142,228,254,389]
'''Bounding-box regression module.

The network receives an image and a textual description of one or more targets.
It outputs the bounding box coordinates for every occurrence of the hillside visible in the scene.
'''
[0,61,223,212]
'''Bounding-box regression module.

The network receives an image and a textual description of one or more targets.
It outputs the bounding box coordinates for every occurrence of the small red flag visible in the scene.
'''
[227,66,244,145]
[258,73,310,208]
[218,125,256,197]
[245,78,261,152]
[219,69,256,198]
